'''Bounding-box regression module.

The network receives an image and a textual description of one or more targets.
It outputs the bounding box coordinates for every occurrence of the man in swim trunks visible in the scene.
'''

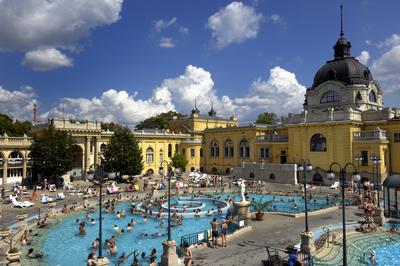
[210,218,219,247]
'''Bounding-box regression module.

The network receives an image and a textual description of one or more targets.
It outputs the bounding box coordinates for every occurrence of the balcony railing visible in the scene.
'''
[256,134,288,142]
[0,135,33,146]
[353,129,387,141]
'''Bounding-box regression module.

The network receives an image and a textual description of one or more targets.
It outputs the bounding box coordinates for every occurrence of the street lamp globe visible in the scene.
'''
[352,173,361,182]
[306,164,313,171]
[327,171,335,179]
[87,172,95,182]
[297,165,304,172]
[174,168,181,175]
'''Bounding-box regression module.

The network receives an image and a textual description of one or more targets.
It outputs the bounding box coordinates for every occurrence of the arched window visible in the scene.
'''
[224,139,234,157]
[369,90,377,103]
[159,149,163,162]
[168,144,172,157]
[210,140,219,157]
[239,139,250,158]
[175,144,178,155]
[320,91,341,104]
[310,134,327,152]
[146,147,154,163]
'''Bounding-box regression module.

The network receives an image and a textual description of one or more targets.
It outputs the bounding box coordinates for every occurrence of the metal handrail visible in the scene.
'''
[325,228,368,262]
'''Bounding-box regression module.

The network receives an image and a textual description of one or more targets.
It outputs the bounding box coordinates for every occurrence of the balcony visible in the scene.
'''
[353,128,387,141]
[0,135,32,147]
[256,134,288,142]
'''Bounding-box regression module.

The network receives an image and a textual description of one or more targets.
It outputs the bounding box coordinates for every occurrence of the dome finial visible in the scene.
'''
[208,101,216,117]
[340,4,344,37]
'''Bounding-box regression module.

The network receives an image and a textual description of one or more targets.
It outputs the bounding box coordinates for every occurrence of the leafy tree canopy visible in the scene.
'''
[101,122,125,132]
[170,153,188,172]
[255,112,278,125]
[102,126,143,176]
[30,127,76,178]
[0,114,31,137]
[135,111,184,130]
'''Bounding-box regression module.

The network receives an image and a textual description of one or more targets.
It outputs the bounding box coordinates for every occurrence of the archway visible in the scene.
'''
[211,167,218,174]
[190,167,195,172]
[249,172,255,179]
[199,167,204,173]
[225,168,231,174]
[313,174,323,185]
[71,145,84,179]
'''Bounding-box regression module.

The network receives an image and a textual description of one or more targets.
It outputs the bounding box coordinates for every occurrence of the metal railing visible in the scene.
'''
[352,129,387,141]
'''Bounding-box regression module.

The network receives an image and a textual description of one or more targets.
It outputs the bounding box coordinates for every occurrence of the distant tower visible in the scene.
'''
[32,102,37,125]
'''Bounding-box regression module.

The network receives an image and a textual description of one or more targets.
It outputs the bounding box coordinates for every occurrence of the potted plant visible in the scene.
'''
[6,247,21,263]
[251,197,272,221]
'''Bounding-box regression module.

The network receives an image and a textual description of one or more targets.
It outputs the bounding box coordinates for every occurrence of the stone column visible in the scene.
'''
[85,137,91,172]
[160,240,179,266]
[94,137,99,166]
[22,159,27,180]
[374,207,386,226]
[2,161,7,185]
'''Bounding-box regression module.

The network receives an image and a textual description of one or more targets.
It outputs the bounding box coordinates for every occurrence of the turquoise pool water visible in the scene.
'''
[39,193,342,265]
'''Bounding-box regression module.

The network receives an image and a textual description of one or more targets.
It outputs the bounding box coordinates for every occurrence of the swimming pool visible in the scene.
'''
[36,193,344,265]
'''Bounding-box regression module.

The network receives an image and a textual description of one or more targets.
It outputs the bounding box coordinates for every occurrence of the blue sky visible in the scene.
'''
[0,0,399,125]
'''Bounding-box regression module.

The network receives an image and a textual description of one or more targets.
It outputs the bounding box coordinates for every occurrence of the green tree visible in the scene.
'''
[170,153,188,172]
[0,114,31,136]
[30,127,76,178]
[135,111,184,130]
[255,112,278,125]
[103,126,143,177]
[101,122,124,132]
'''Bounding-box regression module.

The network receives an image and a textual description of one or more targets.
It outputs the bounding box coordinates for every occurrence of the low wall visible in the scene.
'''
[233,162,298,185]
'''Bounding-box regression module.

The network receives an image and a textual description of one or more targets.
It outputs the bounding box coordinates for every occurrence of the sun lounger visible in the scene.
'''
[330,181,340,189]
[10,195,34,208]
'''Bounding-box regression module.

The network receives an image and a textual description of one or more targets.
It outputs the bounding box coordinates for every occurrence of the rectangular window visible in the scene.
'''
[191,149,195,157]
[182,149,186,157]
[211,148,214,157]
[265,148,269,159]
[395,133,400,142]
[215,147,219,157]
[361,151,368,166]
[224,147,229,157]
[260,148,265,158]
[245,147,250,158]
[200,148,203,157]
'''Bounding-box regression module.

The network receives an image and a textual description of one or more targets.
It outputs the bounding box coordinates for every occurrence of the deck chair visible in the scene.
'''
[330,181,340,189]
[10,195,34,208]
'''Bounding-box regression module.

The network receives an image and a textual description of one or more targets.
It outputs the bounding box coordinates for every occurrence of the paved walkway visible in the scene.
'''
[192,207,363,266]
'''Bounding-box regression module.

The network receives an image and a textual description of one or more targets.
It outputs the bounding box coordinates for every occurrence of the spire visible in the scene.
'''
[340,4,344,37]
[333,4,351,59]
[208,101,216,117]
[191,100,200,115]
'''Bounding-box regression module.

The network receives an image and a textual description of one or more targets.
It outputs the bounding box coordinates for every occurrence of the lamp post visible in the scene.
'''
[87,164,108,265]
[327,162,360,266]
[159,161,180,266]
[369,154,382,207]
[354,154,362,195]
[297,160,312,232]
[298,160,315,258]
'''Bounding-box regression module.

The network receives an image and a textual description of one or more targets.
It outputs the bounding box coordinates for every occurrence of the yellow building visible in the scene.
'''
[2,25,400,187]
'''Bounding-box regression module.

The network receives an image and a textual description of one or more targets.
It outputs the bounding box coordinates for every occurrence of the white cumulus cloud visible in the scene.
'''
[159,37,176,48]
[41,65,306,125]
[233,67,306,120]
[356,50,370,65]
[0,86,37,121]
[206,1,263,49]
[22,48,73,71]
[0,0,123,70]
[371,34,400,94]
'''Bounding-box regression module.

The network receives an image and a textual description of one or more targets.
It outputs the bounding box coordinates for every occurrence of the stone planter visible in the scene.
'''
[255,212,264,221]
[16,213,28,221]
[0,228,10,238]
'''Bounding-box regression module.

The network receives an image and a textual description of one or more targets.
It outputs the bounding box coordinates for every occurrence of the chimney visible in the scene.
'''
[32,102,37,125]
